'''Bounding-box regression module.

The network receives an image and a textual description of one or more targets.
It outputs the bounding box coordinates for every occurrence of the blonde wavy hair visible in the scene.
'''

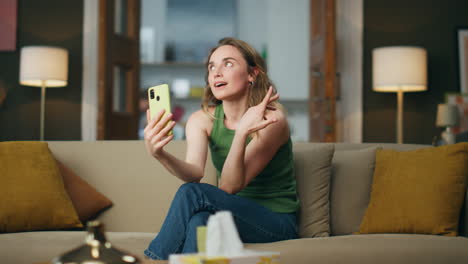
[201,37,284,119]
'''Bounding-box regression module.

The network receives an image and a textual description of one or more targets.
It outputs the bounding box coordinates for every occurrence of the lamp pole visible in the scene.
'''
[40,80,46,141]
[396,88,403,144]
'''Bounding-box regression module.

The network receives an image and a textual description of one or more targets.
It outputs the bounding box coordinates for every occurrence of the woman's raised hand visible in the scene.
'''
[144,109,176,158]
[237,86,280,135]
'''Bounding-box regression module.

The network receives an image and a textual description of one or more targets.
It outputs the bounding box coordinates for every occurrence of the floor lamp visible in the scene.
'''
[372,46,427,144]
[19,46,68,141]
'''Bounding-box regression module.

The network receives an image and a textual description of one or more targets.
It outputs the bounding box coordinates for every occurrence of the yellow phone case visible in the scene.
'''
[148,84,173,135]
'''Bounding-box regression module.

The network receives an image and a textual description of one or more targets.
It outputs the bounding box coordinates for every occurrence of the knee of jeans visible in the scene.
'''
[176,182,216,202]
[175,182,199,198]
[188,211,211,227]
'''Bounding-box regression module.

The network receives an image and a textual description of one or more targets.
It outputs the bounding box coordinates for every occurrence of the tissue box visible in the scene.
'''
[169,250,280,264]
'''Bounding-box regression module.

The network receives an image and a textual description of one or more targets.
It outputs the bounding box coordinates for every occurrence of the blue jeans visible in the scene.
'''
[144,183,298,260]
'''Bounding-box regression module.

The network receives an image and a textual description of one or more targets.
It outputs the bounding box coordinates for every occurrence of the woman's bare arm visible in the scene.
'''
[219,113,288,194]
[144,109,210,183]
[219,87,287,193]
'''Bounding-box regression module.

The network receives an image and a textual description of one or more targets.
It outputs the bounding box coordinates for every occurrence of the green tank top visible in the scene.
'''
[208,104,299,213]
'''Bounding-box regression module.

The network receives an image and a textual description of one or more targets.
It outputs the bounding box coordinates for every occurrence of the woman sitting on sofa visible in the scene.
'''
[143,37,299,260]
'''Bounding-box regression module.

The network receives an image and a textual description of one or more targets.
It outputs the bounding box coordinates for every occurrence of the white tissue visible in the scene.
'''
[205,211,244,257]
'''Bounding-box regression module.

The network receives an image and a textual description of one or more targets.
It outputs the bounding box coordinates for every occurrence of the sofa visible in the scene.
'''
[1,140,467,264]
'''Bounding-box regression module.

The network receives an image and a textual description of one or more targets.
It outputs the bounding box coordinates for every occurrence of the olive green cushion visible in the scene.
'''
[0,141,82,233]
[359,143,468,236]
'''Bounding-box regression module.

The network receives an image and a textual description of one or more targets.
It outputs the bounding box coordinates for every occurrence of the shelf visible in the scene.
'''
[170,97,308,105]
[141,62,205,67]
[172,97,203,103]
[173,96,202,100]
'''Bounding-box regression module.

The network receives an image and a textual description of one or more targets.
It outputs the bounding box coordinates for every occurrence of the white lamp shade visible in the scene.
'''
[436,104,459,127]
[19,46,68,87]
[373,46,427,92]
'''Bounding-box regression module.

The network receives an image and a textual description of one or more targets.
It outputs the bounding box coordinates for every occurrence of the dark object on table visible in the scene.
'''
[52,221,140,264]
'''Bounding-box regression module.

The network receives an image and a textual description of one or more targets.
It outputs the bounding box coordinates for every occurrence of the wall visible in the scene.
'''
[139,0,311,141]
[9,1,462,143]
[336,0,363,143]
[0,0,83,141]
[363,0,468,144]
[237,0,267,53]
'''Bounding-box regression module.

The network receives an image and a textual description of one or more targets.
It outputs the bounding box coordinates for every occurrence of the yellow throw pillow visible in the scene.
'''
[0,141,83,232]
[358,143,468,236]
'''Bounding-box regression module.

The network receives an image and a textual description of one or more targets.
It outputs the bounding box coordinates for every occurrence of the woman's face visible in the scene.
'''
[207,45,254,101]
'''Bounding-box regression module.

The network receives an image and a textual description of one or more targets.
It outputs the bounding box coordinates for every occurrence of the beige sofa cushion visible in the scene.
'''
[3,231,467,264]
[330,147,379,235]
[47,140,217,233]
[293,144,334,238]
[0,231,155,264]
[246,234,468,264]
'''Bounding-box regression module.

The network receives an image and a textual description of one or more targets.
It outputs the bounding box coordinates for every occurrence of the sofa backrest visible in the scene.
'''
[292,143,467,237]
[325,143,466,237]
[48,140,217,233]
[291,143,431,236]
[330,143,431,235]
[48,141,467,237]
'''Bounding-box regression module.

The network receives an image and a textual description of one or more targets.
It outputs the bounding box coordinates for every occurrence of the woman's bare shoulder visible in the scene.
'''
[188,107,215,121]
[186,107,216,133]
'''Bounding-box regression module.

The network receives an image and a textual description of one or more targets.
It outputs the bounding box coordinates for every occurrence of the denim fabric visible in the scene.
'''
[144,183,298,260]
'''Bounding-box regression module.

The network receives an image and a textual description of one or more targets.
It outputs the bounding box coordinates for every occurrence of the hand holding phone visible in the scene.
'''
[148,84,173,136]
